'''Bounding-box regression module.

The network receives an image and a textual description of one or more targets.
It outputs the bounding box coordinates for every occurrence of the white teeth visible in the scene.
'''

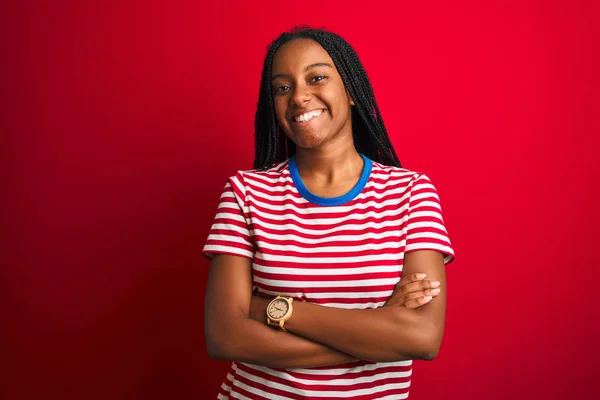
[295,109,323,122]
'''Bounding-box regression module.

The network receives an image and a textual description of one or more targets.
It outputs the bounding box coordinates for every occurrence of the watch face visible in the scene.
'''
[268,299,289,319]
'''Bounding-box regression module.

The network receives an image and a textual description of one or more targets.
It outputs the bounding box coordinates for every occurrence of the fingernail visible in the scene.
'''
[431,281,440,287]
[432,288,440,294]
[416,273,426,279]
[423,296,432,302]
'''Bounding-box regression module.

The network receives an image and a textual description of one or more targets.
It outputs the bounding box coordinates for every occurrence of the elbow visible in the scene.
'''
[205,335,226,360]
[205,326,234,361]
[205,313,255,361]
[417,342,441,361]
[395,337,441,362]
[412,327,443,361]
[206,340,227,361]
[391,310,443,361]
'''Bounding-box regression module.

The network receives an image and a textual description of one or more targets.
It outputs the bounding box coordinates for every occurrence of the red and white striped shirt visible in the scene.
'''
[203,154,454,399]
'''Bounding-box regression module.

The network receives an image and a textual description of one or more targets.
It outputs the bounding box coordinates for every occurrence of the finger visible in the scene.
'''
[385,286,441,308]
[397,279,441,295]
[390,289,440,309]
[400,288,441,304]
[397,273,427,285]
[403,295,434,309]
[394,273,426,291]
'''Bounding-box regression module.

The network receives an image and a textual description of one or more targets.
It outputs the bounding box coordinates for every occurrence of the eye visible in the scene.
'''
[274,85,291,94]
[311,75,326,83]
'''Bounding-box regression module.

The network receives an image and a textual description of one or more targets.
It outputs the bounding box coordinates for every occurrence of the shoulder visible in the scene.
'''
[368,161,444,205]
[370,160,429,186]
[226,159,292,190]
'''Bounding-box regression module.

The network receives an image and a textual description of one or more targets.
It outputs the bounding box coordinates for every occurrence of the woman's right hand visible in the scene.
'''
[384,273,441,309]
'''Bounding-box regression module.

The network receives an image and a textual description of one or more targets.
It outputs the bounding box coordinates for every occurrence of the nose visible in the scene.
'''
[289,82,311,107]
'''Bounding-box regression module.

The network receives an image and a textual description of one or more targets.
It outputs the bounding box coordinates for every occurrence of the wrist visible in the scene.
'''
[249,295,270,323]
[266,296,295,331]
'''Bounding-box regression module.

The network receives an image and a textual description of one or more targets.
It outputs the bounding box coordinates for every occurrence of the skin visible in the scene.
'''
[204,39,448,368]
[271,38,362,198]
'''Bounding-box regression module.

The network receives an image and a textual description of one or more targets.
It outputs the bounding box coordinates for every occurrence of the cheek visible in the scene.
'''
[273,98,288,124]
[323,87,350,115]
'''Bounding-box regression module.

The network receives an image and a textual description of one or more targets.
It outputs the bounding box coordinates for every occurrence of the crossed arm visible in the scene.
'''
[204,250,447,369]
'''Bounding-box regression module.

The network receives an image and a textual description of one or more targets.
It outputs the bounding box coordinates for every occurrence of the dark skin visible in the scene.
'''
[272,38,362,198]
[204,39,447,367]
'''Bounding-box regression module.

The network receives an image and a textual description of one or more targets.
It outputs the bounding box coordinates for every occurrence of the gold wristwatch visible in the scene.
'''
[266,296,294,331]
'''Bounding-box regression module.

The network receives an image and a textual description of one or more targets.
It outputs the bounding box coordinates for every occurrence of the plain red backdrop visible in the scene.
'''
[2,0,599,399]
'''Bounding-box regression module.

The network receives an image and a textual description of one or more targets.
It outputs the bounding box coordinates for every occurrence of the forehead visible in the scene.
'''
[271,39,334,74]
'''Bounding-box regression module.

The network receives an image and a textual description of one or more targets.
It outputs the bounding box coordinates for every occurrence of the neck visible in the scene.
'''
[293,137,363,185]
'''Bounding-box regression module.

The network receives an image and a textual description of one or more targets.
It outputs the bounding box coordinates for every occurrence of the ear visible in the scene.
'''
[346,89,355,106]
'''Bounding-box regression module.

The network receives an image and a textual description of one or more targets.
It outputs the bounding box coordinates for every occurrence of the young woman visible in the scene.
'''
[203,26,455,400]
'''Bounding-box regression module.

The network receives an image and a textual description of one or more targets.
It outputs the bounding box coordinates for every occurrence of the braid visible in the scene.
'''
[254,26,401,169]
[254,39,280,169]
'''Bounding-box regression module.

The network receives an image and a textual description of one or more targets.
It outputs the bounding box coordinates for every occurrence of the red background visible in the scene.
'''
[2,0,599,399]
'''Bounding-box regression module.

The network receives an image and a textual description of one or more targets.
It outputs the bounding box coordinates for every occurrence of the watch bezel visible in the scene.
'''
[266,296,294,331]
[267,298,290,321]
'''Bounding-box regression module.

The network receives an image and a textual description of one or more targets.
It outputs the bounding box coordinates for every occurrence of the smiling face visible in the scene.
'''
[271,39,355,150]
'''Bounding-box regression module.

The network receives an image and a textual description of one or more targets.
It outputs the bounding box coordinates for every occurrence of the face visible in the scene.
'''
[268,299,289,319]
[271,39,355,150]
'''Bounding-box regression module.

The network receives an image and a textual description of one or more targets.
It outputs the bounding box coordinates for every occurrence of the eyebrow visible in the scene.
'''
[271,62,333,81]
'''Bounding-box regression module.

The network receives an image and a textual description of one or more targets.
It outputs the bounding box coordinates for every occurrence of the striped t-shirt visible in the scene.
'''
[203,153,455,399]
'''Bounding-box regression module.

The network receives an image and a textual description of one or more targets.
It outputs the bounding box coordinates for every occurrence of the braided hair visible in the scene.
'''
[254,26,401,170]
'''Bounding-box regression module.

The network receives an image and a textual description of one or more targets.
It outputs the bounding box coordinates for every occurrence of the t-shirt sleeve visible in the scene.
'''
[202,173,255,260]
[405,174,455,264]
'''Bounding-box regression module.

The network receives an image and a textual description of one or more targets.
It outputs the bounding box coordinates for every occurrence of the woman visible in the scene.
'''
[203,26,455,399]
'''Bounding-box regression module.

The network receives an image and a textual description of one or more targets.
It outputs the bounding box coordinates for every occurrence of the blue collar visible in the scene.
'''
[288,153,372,206]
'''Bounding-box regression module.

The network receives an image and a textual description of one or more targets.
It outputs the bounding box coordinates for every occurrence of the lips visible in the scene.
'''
[292,109,327,123]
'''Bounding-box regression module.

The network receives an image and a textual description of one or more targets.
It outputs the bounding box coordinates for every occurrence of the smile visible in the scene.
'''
[293,109,327,123]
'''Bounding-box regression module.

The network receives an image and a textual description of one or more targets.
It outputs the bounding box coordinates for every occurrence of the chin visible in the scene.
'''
[294,139,326,150]
[289,132,329,150]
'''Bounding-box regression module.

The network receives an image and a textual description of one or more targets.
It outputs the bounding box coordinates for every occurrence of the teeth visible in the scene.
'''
[295,109,323,122]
